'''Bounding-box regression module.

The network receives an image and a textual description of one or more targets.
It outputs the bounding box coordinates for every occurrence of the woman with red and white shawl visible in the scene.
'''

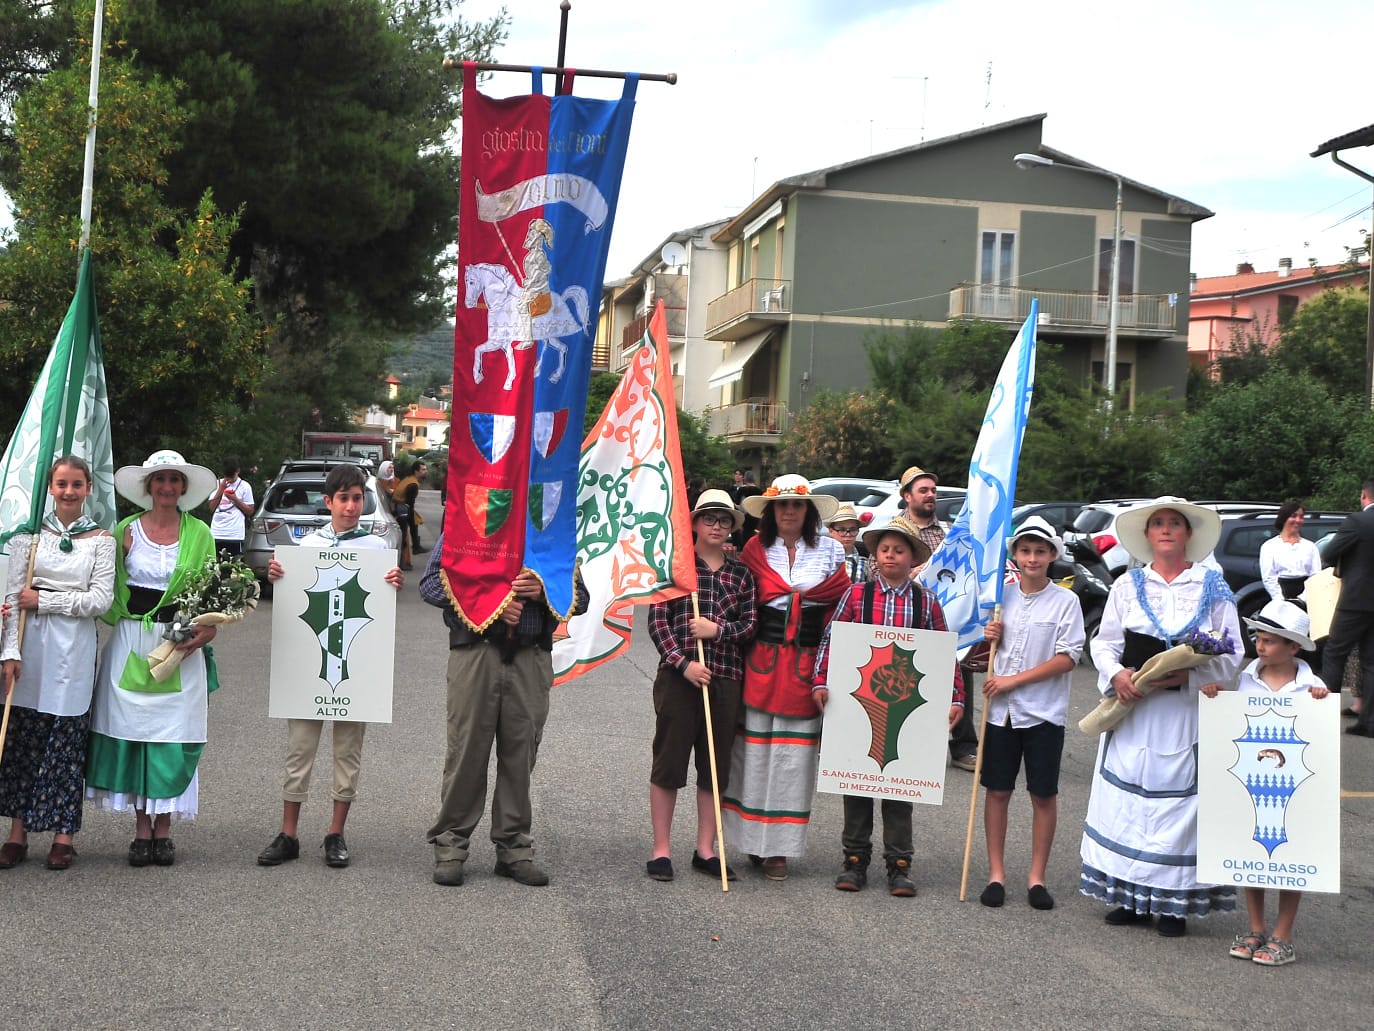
[723,475,849,880]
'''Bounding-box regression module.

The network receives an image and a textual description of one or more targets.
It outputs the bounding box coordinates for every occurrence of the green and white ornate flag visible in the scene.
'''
[0,249,116,550]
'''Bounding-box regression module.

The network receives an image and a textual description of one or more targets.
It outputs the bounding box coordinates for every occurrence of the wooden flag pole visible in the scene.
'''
[0,536,41,765]
[958,603,1001,902]
[692,591,729,892]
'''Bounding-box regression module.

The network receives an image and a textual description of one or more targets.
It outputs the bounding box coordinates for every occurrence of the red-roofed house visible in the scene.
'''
[400,403,448,450]
[1188,259,1370,372]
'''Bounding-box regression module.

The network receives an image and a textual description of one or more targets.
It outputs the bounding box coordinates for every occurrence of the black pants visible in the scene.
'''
[950,660,979,758]
[1322,606,1374,732]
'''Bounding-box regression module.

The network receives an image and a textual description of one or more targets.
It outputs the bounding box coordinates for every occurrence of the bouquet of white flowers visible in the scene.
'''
[1079,626,1237,736]
[146,552,261,682]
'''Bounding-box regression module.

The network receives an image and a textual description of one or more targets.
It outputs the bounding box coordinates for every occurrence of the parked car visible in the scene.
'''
[243,457,402,582]
[1010,502,1087,537]
[1068,499,1156,578]
[808,476,897,507]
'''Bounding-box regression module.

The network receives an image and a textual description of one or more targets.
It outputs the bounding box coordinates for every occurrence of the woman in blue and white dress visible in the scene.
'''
[0,457,115,871]
[1080,497,1242,937]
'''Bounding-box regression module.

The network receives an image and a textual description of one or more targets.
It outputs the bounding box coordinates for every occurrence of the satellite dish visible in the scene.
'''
[660,242,687,268]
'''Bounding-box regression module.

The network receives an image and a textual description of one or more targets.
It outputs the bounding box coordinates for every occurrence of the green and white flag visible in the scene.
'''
[0,249,116,551]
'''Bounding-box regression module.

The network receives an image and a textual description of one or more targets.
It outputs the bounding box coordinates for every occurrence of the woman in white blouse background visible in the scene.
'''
[1259,501,1322,604]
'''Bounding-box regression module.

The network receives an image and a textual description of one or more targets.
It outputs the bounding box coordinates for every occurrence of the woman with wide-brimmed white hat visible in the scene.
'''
[724,474,849,880]
[85,449,219,867]
[1081,496,1242,936]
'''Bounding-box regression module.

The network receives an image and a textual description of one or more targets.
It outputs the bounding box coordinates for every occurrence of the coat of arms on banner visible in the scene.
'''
[1198,692,1341,894]
[268,547,398,724]
[817,622,957,805]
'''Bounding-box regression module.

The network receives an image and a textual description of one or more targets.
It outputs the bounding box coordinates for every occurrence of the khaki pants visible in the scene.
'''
[282,718,367,803]
[427,642,552,864]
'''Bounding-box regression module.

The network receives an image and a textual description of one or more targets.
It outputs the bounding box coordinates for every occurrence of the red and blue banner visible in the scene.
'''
[443,65,637,630]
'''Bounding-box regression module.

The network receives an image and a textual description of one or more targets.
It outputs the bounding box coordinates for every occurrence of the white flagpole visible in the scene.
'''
[77,0,105,255]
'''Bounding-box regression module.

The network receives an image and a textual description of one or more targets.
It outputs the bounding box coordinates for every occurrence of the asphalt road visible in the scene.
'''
[4,489,1371,1029]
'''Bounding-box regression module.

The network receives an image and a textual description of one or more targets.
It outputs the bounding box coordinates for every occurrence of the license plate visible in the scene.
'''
[290,524,316,540]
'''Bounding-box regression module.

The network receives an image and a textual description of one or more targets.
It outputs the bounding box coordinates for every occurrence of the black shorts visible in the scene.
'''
[979,719,1065,797]
[650,667,742,792]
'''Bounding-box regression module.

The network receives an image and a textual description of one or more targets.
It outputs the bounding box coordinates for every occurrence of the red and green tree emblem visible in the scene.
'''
[851,642,927,768]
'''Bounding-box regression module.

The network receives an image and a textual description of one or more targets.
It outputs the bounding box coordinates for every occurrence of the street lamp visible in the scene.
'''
[1013,152,1124,398]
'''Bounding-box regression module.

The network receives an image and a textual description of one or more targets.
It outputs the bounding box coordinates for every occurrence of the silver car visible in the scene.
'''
[243,458,402,581]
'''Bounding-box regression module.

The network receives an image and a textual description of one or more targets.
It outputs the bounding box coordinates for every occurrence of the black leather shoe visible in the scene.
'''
[1105,906,1145,926]
[323,833,350,868]
[128,839,152,868]
[1345,725,1374,737]
[152,838,176,866]
[257,832,300,866]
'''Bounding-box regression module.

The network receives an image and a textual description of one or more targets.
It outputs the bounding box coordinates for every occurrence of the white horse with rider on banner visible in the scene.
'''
[464,261,591,391]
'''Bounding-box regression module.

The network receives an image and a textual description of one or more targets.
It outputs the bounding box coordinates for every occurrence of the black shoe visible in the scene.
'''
[152,838,176,867]
[1104,906,1145,926]
[1156,915,1188,937]
[691,851,738,881]
[323,833,350,868]
[128,839,152,868]
[494,858,550,886]
[1345,725,1374,737]
[834,855,868,892]
[887,858,917,897]
[257,832,300,866]
[980,881,1006,908]
[646,856,674,881]
[433,859,465,886]
[412,544,428,554]
[1028,884,1055,910]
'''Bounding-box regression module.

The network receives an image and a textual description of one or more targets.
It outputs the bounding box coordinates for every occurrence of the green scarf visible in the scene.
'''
[103,511,216,629]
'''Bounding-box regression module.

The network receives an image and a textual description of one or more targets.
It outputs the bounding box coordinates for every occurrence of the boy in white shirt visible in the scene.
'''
[257,464,403,869]
[978,517,1085,910]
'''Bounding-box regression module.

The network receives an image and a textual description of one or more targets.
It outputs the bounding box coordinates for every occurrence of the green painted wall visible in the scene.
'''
[790,193,977,322]
[1018,210,1096,291]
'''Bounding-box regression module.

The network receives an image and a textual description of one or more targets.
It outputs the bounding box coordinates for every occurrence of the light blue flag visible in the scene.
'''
[919,300,1038,647]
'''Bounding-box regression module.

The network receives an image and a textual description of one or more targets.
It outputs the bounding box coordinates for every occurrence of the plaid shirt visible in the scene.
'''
[813,576,965,705]
[648,554,756,681]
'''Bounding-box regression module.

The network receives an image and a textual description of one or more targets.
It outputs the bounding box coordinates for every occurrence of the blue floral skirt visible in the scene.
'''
[0,706,91,835]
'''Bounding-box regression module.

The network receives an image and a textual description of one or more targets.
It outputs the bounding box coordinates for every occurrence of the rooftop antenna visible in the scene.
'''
[983,61,992,124]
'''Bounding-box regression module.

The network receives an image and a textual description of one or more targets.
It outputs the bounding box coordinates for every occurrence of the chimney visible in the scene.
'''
[1189,272,1198,293]
[1237,262,1255,275]
[1278,257,1292,277]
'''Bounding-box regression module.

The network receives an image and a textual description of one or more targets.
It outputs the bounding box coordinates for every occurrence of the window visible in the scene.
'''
[1097,238,1136,295]
[1277,294,1299,327]
[978,231,1016,316]
[980,231,1015,286]
[1090,360,1132,393]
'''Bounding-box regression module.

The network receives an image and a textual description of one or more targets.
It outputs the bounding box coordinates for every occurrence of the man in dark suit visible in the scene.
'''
[1321,477,1374,736]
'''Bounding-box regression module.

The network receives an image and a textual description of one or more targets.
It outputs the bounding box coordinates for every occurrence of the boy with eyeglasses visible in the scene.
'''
[825,503,868,583]
[644,490,757,881]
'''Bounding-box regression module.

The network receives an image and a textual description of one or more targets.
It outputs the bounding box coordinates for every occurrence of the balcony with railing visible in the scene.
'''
[704,278,791,340]
[621,304,687,353]
[706,400,788,441]
[948,283,1178,335]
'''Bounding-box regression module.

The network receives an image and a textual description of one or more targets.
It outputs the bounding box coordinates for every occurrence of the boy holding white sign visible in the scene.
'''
[257,464,404,869]
[1200,599,1329,967]
[977,517,1084,911]
[813,517,964,897]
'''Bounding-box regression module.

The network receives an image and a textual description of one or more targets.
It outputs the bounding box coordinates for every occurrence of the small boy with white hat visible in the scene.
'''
[1201,598,1329,967]
[978,516,1085,911]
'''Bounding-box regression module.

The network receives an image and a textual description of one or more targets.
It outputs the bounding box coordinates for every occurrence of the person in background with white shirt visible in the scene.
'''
[207,458,255,556]
[1258,501,1321,603]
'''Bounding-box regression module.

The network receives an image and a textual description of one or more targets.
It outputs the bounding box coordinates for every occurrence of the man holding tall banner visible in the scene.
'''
[424,67,635,887]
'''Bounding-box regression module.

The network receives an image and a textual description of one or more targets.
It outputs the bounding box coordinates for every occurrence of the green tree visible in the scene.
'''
[0,1,77,181]
[778,389,898,478]
[1274,286,1369,398]
[0,53,264,467]
[676,408,733,489]
[1155,371,1352,501]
